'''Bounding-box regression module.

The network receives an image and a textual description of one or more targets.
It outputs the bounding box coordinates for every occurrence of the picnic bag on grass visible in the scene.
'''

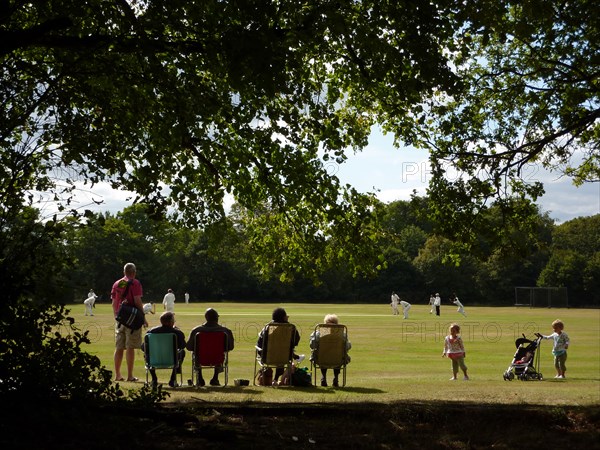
[115,280,145,330]
[291,367,312,387]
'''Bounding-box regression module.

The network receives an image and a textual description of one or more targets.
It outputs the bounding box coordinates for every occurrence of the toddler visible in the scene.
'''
[442,323,469,380]
[537,319,569,379]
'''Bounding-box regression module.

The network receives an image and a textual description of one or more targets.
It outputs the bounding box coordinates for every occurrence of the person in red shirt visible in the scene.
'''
[111,262,147,382]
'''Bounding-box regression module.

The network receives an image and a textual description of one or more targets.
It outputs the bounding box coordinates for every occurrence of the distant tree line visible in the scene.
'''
[55,201,598,308]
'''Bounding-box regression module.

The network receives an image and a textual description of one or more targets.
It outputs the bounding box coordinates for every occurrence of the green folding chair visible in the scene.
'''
[144,333,182,386]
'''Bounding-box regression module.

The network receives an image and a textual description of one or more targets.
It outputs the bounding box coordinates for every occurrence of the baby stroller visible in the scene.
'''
[503,334,543,381]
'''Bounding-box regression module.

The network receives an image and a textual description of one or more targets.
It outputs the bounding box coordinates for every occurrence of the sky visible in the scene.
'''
[64,128,599,224]
[335,128,600,224]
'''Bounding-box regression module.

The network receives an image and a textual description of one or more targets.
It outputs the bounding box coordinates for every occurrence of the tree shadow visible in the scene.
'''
[270,386,385,394]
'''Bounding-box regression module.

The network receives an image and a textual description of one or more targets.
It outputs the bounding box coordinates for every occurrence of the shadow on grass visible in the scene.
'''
[2,396,599,449]
[275,386,386,394]
[164,384,385,394]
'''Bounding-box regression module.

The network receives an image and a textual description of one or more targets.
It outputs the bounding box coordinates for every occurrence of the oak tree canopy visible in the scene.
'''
[2,0,598,278]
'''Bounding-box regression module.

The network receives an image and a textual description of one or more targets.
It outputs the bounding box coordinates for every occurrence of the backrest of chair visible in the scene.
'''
[195,331,227,367]
[145,333,177,369]
[314,324,347,367]
[262,323,295,366]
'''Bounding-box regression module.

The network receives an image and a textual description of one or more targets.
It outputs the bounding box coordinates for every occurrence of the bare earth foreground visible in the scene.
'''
[3,398,599,449]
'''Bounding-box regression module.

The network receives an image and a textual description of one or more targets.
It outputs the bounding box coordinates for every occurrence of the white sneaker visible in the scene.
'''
[463,376,469,381]
[296,354,305,364]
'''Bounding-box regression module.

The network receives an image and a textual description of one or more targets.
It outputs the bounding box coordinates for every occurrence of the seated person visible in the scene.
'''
[310,314,351,387]
[142,311,186,388]
[256,307,301,385]
[186,308,234,386]
[515,351,533,365]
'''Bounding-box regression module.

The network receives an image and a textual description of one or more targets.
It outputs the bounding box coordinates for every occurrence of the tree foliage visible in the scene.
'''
[407,0,599,246]
[0,0,468,281]
[538,215,600,304]
[2,0,598,274]
[0,300,115,400]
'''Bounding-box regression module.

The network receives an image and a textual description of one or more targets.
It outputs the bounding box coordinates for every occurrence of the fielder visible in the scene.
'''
[162,288,175,312]
[83,294,97,316]
[400,299,411,319]
[452,294,467,317]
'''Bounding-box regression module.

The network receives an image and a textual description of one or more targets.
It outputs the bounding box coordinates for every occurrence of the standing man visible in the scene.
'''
[400,298,412,319]
[111,262,147,382]
[163,288,176,312]
[434,293,442,316]
[186,308,235,386]
[390,291,400,316]
[184,292,190,304]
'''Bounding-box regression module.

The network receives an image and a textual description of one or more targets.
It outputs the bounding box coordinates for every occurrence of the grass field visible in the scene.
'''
[72,302,600,406]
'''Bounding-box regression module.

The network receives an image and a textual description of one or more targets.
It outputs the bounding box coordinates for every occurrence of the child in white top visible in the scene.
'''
[537,319,569,379]
[442,323,469,380]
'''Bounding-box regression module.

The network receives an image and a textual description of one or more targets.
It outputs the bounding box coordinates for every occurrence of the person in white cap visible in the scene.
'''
[434,293,441,316]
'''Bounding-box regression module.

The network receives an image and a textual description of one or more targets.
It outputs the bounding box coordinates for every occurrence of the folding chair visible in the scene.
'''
[192,330,229,387]
[144,333,182,386]
[254,323,297,386]
[310,323,348,387]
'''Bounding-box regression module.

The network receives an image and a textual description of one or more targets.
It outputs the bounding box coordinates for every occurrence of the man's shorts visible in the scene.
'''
[115,322,142,350]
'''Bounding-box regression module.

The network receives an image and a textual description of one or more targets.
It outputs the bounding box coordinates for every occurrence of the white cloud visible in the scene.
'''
[336,128,599,222]
[34,128,599,224]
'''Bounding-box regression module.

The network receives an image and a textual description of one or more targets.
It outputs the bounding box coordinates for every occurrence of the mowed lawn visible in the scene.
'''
[72,302,600,406]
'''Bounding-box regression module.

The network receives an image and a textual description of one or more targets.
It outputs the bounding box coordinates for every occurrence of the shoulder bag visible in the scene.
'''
[115,280,145,330]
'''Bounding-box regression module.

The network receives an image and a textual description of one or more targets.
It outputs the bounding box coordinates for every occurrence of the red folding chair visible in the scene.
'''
[192,330,229,386]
